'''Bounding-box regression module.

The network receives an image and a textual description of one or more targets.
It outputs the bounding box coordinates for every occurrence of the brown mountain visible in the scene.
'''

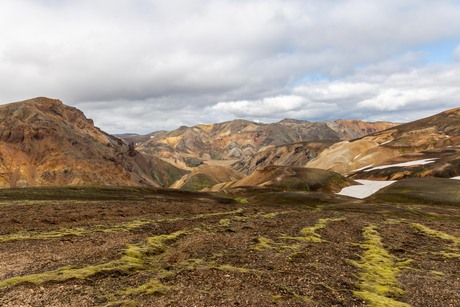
[126,118,396,169]
[232,140,336,175]
[0,97,186,188]
[306,107,460,178]
[211,166,356,193]
[170,165,244,191]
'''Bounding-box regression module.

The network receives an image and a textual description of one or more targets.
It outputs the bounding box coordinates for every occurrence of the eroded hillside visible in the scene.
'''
[0,98,186,188]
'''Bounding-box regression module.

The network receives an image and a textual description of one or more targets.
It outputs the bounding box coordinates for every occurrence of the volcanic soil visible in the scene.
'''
[0,186,459,306]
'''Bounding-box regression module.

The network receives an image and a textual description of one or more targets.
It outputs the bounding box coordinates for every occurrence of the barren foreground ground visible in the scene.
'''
[0,186,459,306]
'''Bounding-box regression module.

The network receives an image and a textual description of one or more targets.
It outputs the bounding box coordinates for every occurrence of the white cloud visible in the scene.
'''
[455,45,460,61]
[0,1,460,132]
[209,63,460,124]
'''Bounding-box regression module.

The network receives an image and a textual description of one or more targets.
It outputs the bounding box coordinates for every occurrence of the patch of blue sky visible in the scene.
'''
[292,72,331,86]
[417,38,460,64]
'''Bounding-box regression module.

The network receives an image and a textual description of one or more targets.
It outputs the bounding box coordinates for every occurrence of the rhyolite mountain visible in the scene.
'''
[210,165,356,193]
[0,97,186,188]
[123,118,396,169]
[232,140,336,175]
[306,106,460,180]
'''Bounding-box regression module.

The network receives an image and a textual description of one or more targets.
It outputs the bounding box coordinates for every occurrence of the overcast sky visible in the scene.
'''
[1,0,460,133]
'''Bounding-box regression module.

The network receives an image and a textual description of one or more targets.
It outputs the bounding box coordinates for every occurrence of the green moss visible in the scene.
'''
[234,197,249,204]
[0,230,186,289]
[121,300,138,307]
[293,293,312,303]
[432,251,460,258]
[177,258,206,271]
[122,279,169,296]
[262,212,279,218]
[219,219,231,228]
[351,225,410,307]
[410,223,459,246]
[252,237,277,251]
[192,208,244,220]
[431,270,445,276]
[281,217,345,243]
[213,264,257,274]
[410,223,460,259]
[181,174,215,191]
[272,295,283,302]
[0,209,243,243]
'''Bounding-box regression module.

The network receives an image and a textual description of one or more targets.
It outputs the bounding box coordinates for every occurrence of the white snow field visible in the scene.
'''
[337,180,396,199]
[363,158,438,172]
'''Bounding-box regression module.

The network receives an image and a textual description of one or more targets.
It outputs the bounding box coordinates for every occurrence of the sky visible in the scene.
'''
[1,0,460,134]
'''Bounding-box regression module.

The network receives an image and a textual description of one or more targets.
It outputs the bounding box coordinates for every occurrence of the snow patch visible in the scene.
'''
[451,176,460,180]
[337,180,396,199]
[363,158,438,172]
[379,140,392,145]
[351,164,374,172]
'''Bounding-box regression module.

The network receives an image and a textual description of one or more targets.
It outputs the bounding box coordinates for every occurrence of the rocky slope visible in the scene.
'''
[125,119,396,169]
[211,166,356,193]
[170,165,244,191]
[306,107,460,177]
[232,140,335,175]
[0,97,186,188]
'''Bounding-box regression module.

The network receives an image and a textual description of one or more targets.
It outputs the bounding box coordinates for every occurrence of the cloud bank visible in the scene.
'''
[0,0,459,133]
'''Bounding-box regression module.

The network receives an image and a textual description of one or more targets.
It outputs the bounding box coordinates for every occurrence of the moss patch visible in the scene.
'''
[122,279,170,296]
[0,209,244,243]
[281,217,345,243]
[351,224,410,307]
[410,223,459,247]
[0,230,186,289]
[410,222,460,259]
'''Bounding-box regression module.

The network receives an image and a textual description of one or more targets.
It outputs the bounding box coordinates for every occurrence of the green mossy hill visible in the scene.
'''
[370,177,460,206]
[0,186,237,204]
[180,173,216,191]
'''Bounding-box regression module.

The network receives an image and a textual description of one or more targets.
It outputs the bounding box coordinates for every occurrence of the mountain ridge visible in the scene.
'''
[122,117,396,170]
[0,97,187,188]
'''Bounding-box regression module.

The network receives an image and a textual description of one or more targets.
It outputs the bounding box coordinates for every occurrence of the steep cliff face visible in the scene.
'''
[127,118,396,169]
[306,107,460,176]
[0,97,186,188]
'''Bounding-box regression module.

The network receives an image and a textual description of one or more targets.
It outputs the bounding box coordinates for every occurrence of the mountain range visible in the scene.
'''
[121,117,396,169]
[0,97,459,191]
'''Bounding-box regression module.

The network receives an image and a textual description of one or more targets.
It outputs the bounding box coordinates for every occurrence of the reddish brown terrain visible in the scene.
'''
[0,98,186,188]
[307,107,460,177]
[124,118,395,169]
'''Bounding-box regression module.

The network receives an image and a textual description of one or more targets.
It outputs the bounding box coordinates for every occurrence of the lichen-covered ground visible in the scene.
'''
[0,187,459,306]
